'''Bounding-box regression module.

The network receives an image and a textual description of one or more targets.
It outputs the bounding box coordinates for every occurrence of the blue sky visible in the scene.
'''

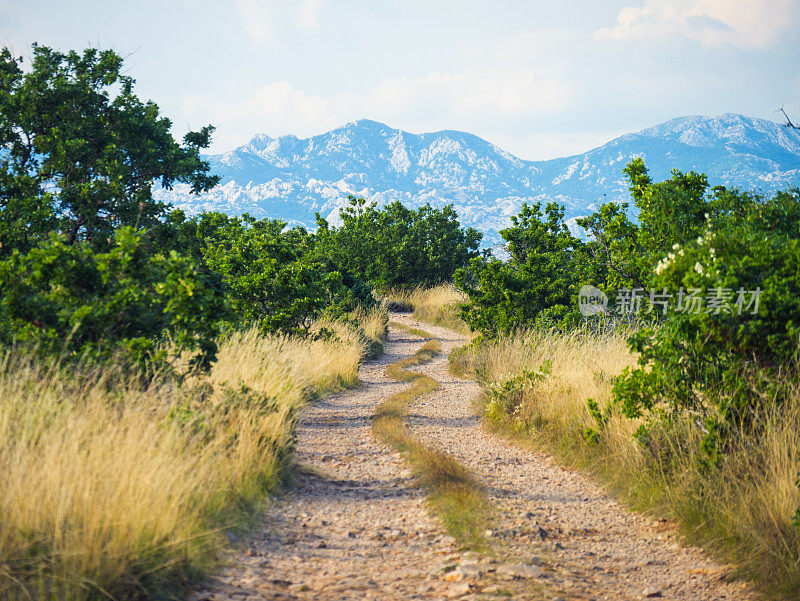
[2,0,799,159]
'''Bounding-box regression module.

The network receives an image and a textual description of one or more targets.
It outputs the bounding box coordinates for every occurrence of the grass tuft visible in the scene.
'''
[372,330,490,548]
[383,285,469,332]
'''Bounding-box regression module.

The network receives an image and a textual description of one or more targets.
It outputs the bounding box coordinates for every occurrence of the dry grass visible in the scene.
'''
[372,334,490,548]
[450,328,638,450]
[454,329,800,598]
[383,285,469,332]
[0,313,384,601]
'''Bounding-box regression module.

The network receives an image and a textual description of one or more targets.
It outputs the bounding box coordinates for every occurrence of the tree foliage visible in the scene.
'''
[0,228,222,371]
[455,156,800,455]
[0,44,218,254]
[191,212,375,335]
[455,202,583,335]
[315,196,482,289]
[577,158,711,290]
[612,188,800,455]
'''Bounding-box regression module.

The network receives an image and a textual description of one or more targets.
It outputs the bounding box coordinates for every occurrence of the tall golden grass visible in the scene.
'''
[383,284,468,332]
[0,313,385,601]
[453,329,800,598]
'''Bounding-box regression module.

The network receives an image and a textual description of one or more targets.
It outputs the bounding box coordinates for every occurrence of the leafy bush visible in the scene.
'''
[191,212,376,335]
[612,188,800,455]
[578,158,712,290]
[484,365,551,425]
[0,228,222,373]
[455,202,583,335]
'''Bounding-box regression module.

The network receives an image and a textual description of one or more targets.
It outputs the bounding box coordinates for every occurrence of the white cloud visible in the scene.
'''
[235,0,322,42]
[178,69,575,155]
[595,0,799,48]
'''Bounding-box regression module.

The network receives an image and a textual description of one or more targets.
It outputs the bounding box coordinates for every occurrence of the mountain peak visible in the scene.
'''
[246,132,274,150]
[635,113,800,149]
[346,118,392,129]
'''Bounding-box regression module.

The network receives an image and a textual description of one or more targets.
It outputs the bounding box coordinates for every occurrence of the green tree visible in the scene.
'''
[456,202,583,335]
[612,187,800,456]
[315,196,482,289]
[578,158,711,290]
[0,44,218,255]
[196,212,374,335]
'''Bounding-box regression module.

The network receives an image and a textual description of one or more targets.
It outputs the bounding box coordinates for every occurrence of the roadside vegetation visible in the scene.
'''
[446,160,800,598]
[4,40,800,601]
[0,44,471,600]
[0,318,382,601]
[383,285,469,333]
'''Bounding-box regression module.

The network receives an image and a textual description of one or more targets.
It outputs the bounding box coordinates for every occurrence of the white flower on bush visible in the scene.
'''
[655,247,686,276]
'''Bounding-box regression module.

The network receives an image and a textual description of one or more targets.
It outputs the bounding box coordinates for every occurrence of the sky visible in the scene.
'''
[2,0,799,159]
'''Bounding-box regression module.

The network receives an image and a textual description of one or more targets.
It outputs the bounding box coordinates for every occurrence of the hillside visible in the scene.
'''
[154,114,800,244]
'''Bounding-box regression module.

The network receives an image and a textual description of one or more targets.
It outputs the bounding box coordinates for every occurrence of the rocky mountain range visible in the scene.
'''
[154,113,800,247]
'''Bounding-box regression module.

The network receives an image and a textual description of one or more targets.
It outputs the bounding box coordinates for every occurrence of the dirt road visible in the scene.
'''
[193,316,757,601]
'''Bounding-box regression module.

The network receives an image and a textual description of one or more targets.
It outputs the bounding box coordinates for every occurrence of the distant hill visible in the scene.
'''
[154,114,800,246]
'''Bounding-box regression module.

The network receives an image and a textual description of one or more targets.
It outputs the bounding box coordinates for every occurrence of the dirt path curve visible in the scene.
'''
[194,316,758,601]
[393,313,758,601]
[194,326,461,601]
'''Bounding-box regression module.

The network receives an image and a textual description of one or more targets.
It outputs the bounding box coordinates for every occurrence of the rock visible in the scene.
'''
[497,563,544,579]
[445,563,482,579]
[399,468,413,478]
[643,588,663,598]
[530,556,544,566]
[535,526,549,539]
[445,582,473,598]
[483,529,494,537]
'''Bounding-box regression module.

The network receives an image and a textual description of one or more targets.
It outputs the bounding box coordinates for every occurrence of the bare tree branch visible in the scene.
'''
[779,106,799,130]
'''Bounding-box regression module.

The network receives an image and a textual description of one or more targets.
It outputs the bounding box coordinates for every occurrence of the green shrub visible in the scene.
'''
[191,212,376,335]
[484,365,551,425]
[612,188,800,456]
[315,195,482,289]
[455,202,583,335]
[0,227,222,373]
